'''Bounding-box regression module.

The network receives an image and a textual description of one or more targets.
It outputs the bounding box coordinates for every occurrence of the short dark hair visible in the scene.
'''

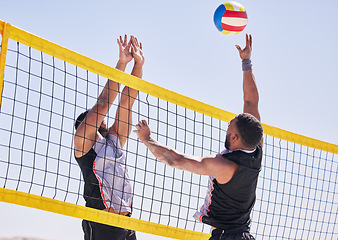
[235,113,263,148]
[74,110,89,130]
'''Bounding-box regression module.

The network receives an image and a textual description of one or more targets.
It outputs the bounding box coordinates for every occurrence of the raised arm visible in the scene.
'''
[74,35,133,158]
[236,34,263,146]
[110,36,145,148]
[235,34,260,122]
[134,120,238,184]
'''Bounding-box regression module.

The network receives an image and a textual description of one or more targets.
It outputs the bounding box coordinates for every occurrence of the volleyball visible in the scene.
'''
[213,1,248,35]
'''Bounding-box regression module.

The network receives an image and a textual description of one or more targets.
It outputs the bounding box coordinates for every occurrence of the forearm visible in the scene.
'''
[118,61,142,106]
[243,70,259,105]
[142,137,182,168]
[114,87,139,138]
[96,78,120,110]
[130,62,143,79]
[112,61,141,145]
[95,60,128,108]
[242,61,260,121]
[135,120,209,173]
[236,34,260,115]
[116,60,128,72]
[141,137,207,174]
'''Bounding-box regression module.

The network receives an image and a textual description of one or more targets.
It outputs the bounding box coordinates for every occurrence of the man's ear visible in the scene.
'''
[233,133,239,142]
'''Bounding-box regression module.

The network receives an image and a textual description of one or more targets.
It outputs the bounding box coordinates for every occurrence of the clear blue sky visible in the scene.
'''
[1,0,337,239]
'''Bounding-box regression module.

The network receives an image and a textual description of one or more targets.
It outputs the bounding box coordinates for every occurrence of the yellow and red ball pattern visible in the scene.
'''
[214,1,248,35]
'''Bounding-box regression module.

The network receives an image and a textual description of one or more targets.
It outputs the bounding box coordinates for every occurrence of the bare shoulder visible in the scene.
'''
[211,154,239,184]
[74,127,100,158]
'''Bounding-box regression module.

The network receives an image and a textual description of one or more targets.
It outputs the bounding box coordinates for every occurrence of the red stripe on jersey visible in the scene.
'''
[93,161,109,208]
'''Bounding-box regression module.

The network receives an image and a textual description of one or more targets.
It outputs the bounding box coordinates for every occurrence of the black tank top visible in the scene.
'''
[75,148,107,210]
[202,145,262,232]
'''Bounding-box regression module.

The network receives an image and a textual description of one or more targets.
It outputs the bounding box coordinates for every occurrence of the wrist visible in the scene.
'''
[117,60,128,66]
[133,60,144,67]
[140,136,151,144]
[242,59,252,71]
[116,60,128,71]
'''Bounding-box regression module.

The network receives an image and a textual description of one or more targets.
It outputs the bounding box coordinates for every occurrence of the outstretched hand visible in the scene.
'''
[134,120,151,142]
[117,34,133,64]
[130,35,145,66]
[235,34,252,60]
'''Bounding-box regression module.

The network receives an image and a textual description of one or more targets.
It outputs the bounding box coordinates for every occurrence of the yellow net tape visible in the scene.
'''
[0,19,337,239]
[0,21,10,107]
[0,188,210,240]
[0,20,335,154]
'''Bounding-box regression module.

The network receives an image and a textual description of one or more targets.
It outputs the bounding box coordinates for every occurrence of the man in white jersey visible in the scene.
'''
[74,35,144,240]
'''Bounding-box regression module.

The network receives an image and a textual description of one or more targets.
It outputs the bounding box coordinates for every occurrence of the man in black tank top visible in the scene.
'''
[135,34,263,240]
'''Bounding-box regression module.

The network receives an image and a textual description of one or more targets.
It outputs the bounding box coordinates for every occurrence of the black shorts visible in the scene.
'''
[210,229,255,240]
[82,220,137,240]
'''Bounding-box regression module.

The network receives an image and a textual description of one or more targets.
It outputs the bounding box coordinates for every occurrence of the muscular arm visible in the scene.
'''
[74,35,132,158]
[235,34,260,120]
[236,34,263,145]
[111,36,145,148]
[243,70,260,121]
[134,120,238,184]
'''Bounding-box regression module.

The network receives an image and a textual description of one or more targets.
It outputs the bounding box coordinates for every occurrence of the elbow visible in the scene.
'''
[244,92,259,103]
[244,98,259,108]
[96,98,110,109]
[163,159,177,168]
[167,158,181,168]
[169,157,188,171]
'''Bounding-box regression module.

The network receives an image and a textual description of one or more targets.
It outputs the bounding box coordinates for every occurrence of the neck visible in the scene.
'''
[241,146,256,151]
[229,144,255,151]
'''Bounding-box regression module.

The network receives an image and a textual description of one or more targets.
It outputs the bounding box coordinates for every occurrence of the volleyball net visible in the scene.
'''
[0,20,337,239]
